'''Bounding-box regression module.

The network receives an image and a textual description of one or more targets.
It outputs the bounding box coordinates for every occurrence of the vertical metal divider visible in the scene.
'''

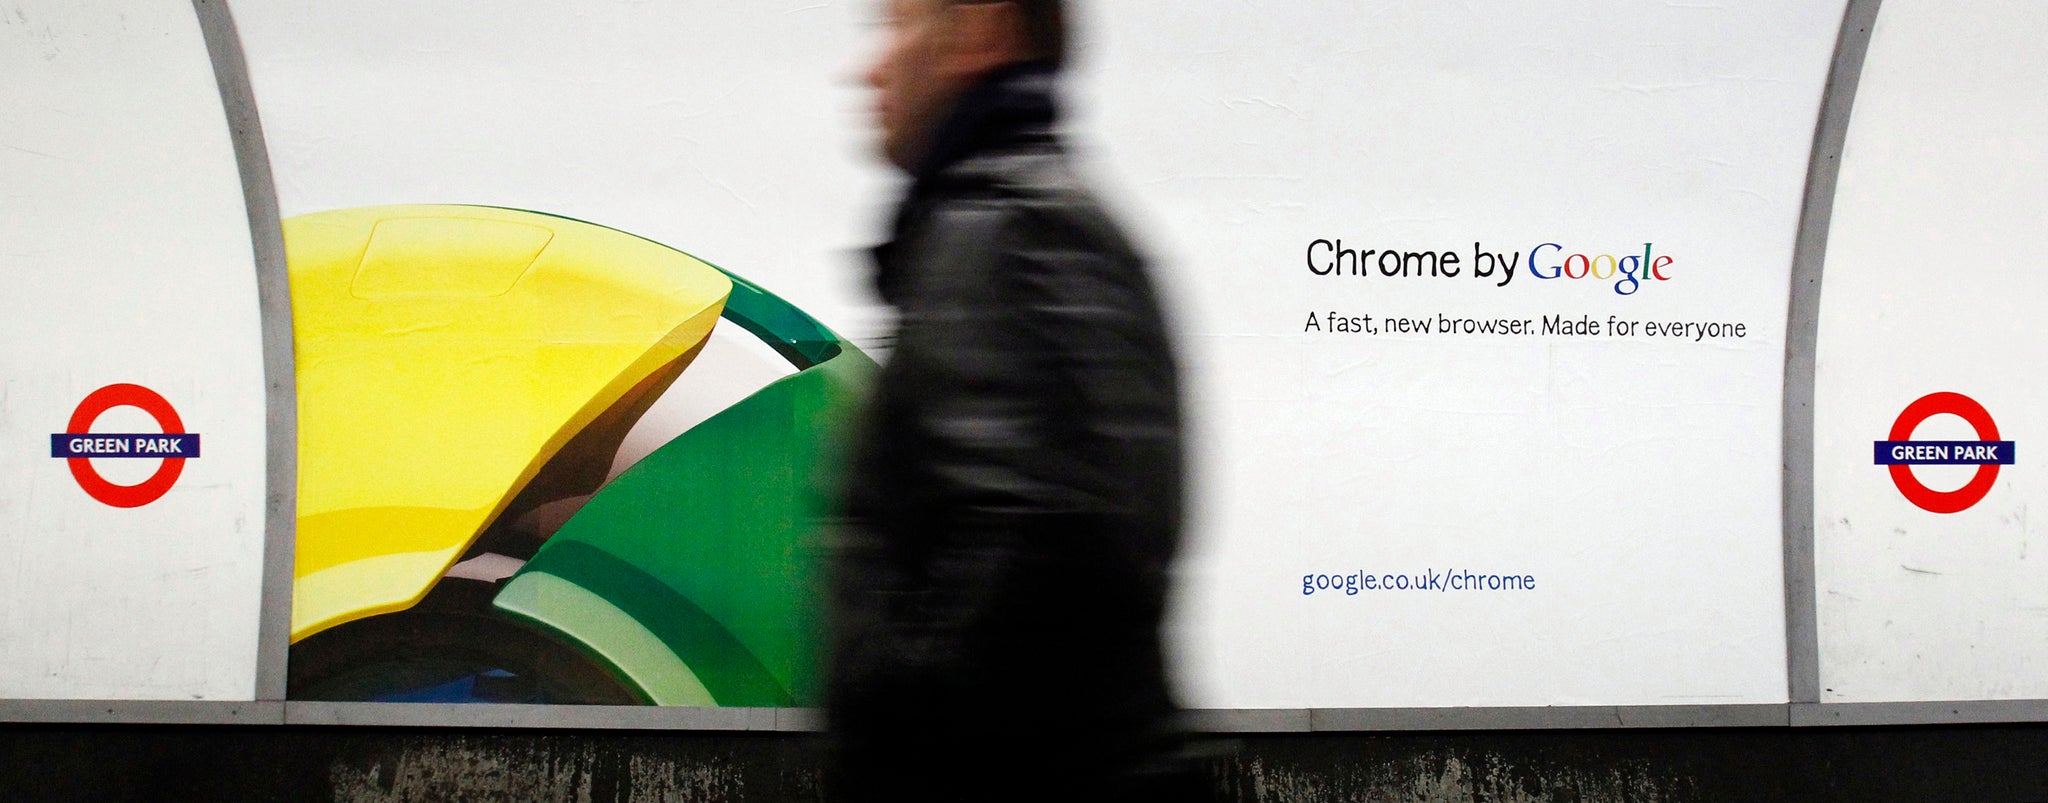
[190,0,298,712]
[1783,0,1883,708]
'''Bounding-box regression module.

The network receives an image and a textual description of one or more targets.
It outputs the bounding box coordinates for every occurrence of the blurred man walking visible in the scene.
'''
[827,0,1196,800]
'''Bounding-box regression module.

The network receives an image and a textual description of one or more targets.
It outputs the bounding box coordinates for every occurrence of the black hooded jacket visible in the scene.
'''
[829,62,1188,799]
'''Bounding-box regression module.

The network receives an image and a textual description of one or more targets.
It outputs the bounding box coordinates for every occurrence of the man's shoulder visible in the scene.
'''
[936,145,1083,208]
[926,146,1136,262]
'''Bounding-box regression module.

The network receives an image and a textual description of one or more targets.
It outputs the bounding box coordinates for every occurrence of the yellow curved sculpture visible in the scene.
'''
[286,205,731,641]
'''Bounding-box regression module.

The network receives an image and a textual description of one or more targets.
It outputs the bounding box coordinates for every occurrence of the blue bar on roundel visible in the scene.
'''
[49,433,203,459]
[1873,440,2016,466]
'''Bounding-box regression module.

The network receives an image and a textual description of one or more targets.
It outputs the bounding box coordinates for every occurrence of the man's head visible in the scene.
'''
[864,0,1066,170]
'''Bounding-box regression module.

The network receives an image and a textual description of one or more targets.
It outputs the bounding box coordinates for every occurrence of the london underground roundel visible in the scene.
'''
[1872,392,2017,514]
[49,383,202,509]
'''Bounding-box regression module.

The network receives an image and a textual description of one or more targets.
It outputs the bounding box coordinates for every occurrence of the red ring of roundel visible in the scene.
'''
[1887,391,2000,515]
[65,383,187,509]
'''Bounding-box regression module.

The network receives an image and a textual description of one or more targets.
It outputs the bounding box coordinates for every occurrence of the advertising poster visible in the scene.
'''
[230,0,1846,709]
[12,0,1938,716]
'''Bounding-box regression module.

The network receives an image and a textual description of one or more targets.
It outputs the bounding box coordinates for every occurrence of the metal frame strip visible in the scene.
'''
[1794,701,2048,727]
[282,703,808,731]
[1782,0,1883,706]
[9,701,2048,732]
[0,701,282,726]
[188,0,298,705]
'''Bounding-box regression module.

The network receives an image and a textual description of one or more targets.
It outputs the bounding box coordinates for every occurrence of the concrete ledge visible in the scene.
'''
[773,707,825,731]
[1794,700,2048,727]
[15,699,2048,731]
[283,702,823,731]
[0,700,282,725]
[1181,708,1311,733]
[1312,704,1789,731]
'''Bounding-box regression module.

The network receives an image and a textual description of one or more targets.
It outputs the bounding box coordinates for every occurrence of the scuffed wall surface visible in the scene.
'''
[1220,749,1695,802]
[326,737,776,803]
[0,727,823,802]
[5,726,2048,801]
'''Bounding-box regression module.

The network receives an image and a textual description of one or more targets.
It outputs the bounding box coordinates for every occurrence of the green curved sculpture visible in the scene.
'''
[495,265,874,707]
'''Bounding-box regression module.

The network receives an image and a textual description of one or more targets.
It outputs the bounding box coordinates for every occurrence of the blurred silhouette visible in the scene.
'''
[826,0,1198,800]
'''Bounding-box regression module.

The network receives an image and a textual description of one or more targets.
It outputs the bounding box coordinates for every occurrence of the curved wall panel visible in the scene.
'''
[1814,0,2048,704]
[0,0,269,701]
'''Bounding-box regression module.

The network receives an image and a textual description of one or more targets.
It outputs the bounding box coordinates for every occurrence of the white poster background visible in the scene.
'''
[1119,3,1838,708]
[1814,0,2048,704]
[235,1,1844,708]
[0,0,268,701]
